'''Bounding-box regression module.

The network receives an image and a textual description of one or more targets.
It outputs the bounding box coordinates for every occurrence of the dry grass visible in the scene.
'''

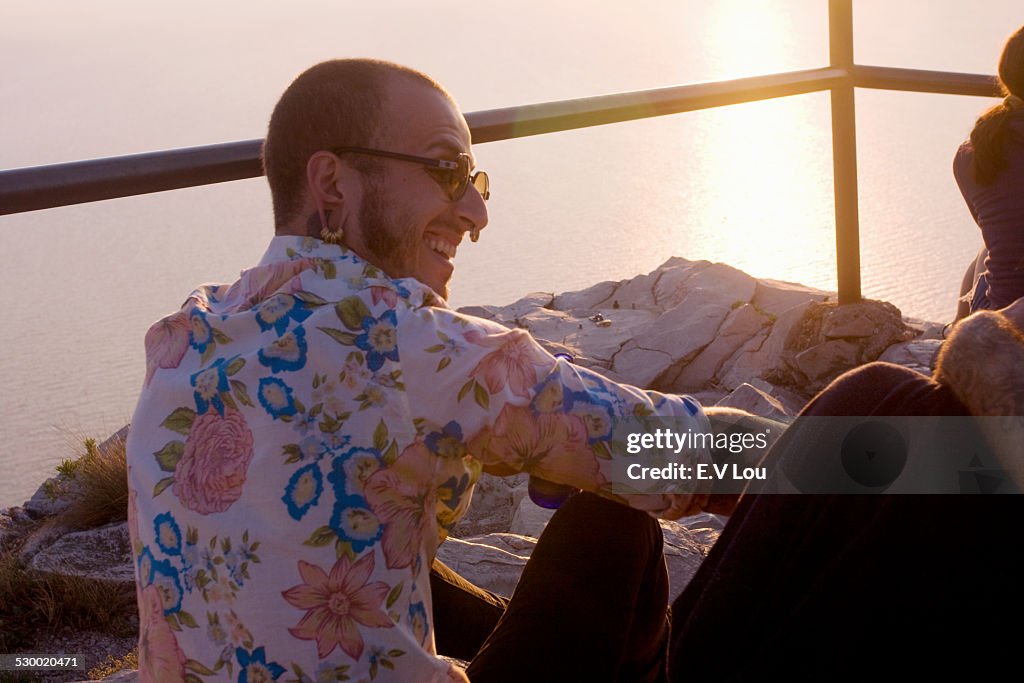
[0,554,136,653]
[55,433,129,531]
[1,431,135,656]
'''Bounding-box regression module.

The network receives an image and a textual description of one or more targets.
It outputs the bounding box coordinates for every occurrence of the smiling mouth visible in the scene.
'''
[424,235,457,260]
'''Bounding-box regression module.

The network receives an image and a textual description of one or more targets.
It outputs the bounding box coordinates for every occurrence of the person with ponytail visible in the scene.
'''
[953,25,1024,319]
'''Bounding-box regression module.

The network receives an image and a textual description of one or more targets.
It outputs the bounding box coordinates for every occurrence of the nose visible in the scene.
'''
[455,181,488,240]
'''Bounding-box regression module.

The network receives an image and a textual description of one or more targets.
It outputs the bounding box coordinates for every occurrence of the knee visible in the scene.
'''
[555,491,663,555]
[803,362,926,416]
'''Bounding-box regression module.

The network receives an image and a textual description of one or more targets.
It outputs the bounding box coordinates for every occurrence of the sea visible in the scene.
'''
[1,0,1020,507]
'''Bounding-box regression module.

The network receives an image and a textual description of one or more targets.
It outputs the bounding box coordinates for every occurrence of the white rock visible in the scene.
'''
[661,515,725,601]
[451,473,527,538]
[878,339,943,375]
[528,309,658,365]
[29,521,134,585]
[752,278,831,317]
[652,258,711,309]
[435,533,536,597]
[669,303,773,391]
[608,270,663,312]
[631,293,730,362]
[509,496,556,538]
[681,262,758,307]
[715,328,770,391]
[717,300,816,390]
[715,383,791,420]
[793,339,860,384]
[500,291,556,317]
[435,517,721,603]
[552,279,620,312]
[611,343,675,388]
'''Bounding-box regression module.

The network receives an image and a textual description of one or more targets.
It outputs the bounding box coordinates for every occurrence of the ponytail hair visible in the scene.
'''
[969,25,1024,185]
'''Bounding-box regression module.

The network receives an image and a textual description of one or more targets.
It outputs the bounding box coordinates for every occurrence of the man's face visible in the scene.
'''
[347,78,488,300]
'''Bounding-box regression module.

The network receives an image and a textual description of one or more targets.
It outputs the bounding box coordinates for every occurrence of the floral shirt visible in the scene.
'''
[127,236,711,683]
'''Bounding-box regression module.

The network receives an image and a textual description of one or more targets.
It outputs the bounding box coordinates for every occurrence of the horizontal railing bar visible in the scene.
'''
[0,67,847,216]
[852,65,1001,97]
[0,140,265,216]
[0,64,1000,217]
[468,66,848,142]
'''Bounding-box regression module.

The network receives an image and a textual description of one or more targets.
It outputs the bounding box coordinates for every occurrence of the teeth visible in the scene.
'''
[424,236,456,259]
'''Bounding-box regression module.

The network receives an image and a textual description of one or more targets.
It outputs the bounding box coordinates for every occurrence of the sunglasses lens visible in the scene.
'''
[446,155,471,200]
[471,172,490,201]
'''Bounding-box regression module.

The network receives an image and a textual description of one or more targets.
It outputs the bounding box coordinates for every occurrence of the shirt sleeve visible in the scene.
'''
[398,304,713,518]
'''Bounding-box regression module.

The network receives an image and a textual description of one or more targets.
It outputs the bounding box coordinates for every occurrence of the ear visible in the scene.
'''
[306,151,348,229]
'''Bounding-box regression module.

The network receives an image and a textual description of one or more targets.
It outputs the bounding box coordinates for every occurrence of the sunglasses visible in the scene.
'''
[332,146,490,203]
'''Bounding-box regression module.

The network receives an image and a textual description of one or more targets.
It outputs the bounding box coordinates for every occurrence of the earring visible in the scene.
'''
[320,224,345,245]
[318,208,344,244]
[469,228,480,243]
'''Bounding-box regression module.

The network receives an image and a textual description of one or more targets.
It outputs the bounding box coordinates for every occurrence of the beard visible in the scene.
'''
[360,174,422,280]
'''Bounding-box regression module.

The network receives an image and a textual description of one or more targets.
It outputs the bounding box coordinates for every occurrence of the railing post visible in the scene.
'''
[830,0,862,305]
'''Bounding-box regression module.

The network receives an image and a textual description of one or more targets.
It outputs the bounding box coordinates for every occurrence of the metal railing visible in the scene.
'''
[0,0,1001,304]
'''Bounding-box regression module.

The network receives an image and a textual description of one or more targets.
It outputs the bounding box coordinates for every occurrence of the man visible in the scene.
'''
[127,59,714,683]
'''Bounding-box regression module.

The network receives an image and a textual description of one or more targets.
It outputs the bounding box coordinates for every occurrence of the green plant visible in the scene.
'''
[56,456,83,478]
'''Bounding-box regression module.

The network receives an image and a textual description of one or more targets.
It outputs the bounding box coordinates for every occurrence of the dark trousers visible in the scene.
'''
[433,489,670,682]
[433,364,1024,680]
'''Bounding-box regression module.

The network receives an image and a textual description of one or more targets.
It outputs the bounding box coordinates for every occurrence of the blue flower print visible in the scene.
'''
[330,494,383,553]
[150,558,183,615]
[189,309,214,354]
[282,463,323,521]
[409,601,429,646]
[236,646,285,682]
[425,421,466,459]
[573,364,628,412]
[328,447,383,498]
[531,373,569,414]
[258,326,308,373]
[258,377,297,419]
[682,395,701,416]
[181,540,199,569]
[153,511,182,556]
[255,293,311,336]
[567,391,615,443]
[137,546,155,587]
[191,357,231,416]
[354,310,400,371]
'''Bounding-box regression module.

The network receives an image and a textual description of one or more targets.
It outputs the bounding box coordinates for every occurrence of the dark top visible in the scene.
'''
[953,114,1024,309]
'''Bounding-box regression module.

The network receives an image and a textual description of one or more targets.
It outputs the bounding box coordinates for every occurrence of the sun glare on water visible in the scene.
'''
[668,1,836,290]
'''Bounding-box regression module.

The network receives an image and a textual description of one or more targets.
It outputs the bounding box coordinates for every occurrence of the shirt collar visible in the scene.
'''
[255,235,451,309]
[257,235,352,266]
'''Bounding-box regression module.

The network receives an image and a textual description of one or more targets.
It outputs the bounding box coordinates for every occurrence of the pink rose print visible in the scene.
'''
[144,311,190,386]
[465,328,552,398]
[364,444,437,570]
[470,404,602,488]
[138,584,186,683]
[172,406,254,515]
[282,552,393,660]
[227,257,315,311]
